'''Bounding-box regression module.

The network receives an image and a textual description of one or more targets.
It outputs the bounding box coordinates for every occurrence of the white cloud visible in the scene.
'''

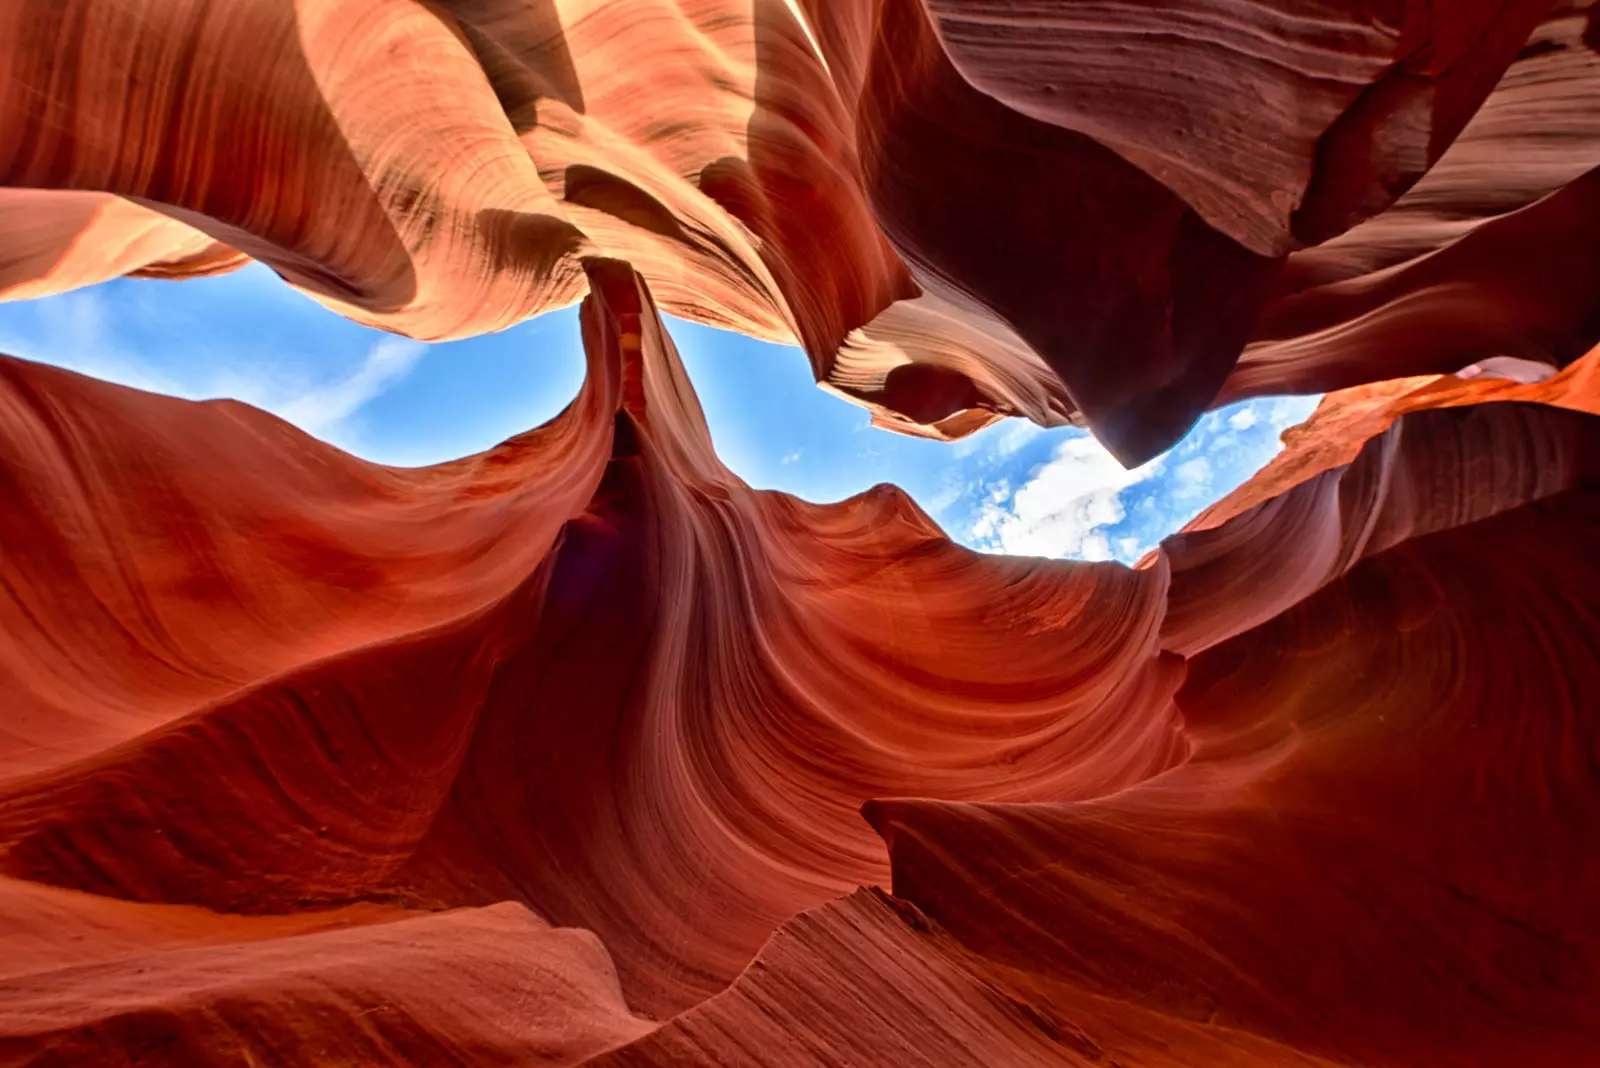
[1228,407,1257,431]
[1078,532,1112,561]
[925,479,963,515]
[953,416,1044,459]
[1267,396,1317,429]
[779,448,804,465]
[969,433,1164,559]
[991,419,1044,457]
[1172,456,1213,500]
[3,289,427,454]
[5,291,180,396]
[276,337,426,441]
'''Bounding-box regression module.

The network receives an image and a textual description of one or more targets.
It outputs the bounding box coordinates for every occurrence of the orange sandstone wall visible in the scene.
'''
[3,1,1596,461]
[3,2,1600,1061]
[0,261,1596,1064]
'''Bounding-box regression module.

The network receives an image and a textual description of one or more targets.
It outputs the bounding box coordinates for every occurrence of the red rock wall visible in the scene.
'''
[2,4,1599,1063]
[3,1,1595,461]
[1,258,1597,1064]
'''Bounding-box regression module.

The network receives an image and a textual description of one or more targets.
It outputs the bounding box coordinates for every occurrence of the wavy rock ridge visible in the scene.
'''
[3,1,1600,1064]
[3,1,1598,462]
[2,257,1598,1065]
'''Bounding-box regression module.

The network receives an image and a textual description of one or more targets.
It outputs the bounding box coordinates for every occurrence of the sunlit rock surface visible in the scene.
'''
[4,0,1596,461]
[2,2,1599,1064]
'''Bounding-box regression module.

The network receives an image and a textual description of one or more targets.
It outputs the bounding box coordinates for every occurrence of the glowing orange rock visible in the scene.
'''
[3,0,1600,1055]
[4,1,1592,461]
[2,261,1597,1064]
[0,263,1181,1055]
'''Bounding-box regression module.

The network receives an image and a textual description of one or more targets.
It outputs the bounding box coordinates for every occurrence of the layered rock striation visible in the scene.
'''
[1,260,1596,1065]
[3,1,1596,461]
[3,2,1599,1063]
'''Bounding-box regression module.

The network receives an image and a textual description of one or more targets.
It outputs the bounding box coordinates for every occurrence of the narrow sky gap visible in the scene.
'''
[0,264,1317,563]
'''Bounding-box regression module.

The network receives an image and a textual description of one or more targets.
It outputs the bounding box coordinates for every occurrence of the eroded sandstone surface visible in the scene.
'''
[1,3,1598,1065]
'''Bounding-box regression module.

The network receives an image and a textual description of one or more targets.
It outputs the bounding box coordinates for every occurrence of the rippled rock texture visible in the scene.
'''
[1,257,1597,1065]
[5,0,1599,462]
[3,2,1600,1064]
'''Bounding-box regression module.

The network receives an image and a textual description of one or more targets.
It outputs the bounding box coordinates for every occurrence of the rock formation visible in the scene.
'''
[1,256,1596,1064]
[1,1,1599,1064]
[3,0,1597,461]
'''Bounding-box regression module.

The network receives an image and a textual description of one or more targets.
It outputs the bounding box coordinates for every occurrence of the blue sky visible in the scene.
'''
[0,264,1316,563]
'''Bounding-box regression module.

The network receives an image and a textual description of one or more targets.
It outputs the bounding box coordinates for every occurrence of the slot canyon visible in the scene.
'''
[0,1,1598,1064]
